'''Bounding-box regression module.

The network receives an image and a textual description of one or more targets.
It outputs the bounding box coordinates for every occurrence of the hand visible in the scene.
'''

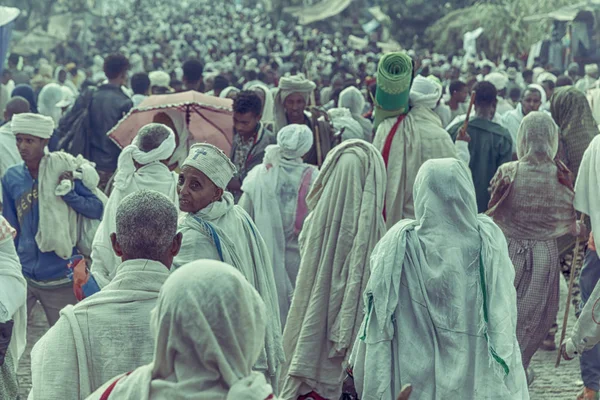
[58,171,74,184]
[456,127,471,143]
[561,343,574,361]
[341,374,358,399]
[72,258,90,287]
[398,384,413,400]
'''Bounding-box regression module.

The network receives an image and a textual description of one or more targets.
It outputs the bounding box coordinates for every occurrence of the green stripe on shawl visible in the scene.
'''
[373,52,413,130]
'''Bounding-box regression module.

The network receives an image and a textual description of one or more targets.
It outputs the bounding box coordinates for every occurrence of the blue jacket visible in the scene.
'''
[1,163,104,281]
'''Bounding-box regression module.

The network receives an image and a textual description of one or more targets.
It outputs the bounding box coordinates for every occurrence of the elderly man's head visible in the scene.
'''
[135,123,175,158]
[111,190,182,268]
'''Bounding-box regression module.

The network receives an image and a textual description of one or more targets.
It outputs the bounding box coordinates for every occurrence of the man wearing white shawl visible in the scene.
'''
[29,190,182,400]
[90,123,178,288]
[500,85,545,149]
[273,75,316,135]
[239,124,318,326]
[87,261,277,400]
[376,75,463,229]
[174,143,284,387]
[349,158,529,400]
[0,216,26,399]
[339,86,373,141]
[279,140,387,400]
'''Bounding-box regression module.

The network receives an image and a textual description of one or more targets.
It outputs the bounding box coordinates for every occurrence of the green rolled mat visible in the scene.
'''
[373,52,414,130]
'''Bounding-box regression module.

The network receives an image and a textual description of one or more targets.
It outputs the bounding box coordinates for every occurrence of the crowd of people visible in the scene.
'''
[4,5,600,399]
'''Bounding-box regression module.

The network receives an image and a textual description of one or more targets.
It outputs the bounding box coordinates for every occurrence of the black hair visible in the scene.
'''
[213,75,229,92]
[182,59,204,83]
[449,80,466,95]
[556,75,574,87]
[541,79,555,91]
[473,81,497,107]
[232,90,263,116]
[103,54,130,79]
[522,69,534,79]
[131,73,151,95]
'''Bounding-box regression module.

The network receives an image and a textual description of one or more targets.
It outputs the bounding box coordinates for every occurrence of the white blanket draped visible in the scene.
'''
[174,192,284,384]
[279,140,386,400]
[28,259,171,400]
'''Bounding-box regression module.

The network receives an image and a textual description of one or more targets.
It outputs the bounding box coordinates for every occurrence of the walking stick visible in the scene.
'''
[459,92,476,138]
[556,213,587,368]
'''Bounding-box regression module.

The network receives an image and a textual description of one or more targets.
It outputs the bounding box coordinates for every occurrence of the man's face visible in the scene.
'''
[177,166,222,213]
[58,70,67,84]
[233,111,260,137]
[482,66,491,76]
[522,90,542,116]
[456,86,469,103]
[284,93,307,120]
[16,134,47,163]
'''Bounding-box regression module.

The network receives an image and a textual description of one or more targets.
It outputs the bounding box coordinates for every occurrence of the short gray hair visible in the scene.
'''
[115,190,178,260]
[136,123,172,153]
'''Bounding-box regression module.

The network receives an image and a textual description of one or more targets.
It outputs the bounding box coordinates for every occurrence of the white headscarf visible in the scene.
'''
[328,108,365,141]
[516,111,558,164]
[409,75,443,110]
[220,86,240,99]
[113,124,177,191]
[160,109,190,169]
[339,86,365,115]
[38,83,65,127]
[104,260,274,400]
[0,217,27,372]
[248,83,275,128]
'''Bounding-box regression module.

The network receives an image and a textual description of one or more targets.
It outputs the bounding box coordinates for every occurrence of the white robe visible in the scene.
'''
[28,259,171,400]
[174,192,284,385]
[0,123,20,201]
[373,105,456,229]
[90,162,178,287]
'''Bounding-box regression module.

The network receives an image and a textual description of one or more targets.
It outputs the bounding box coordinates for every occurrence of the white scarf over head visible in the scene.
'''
[248,82,275,128]
[38,83,65,127]
[241,124,314,325]
[103,260,274,400]
[279,140,387,400]
[409,75,443,110]
[328,108,365,141]
[350,158,528,400]
[0,217,26,372]
[273,75,316,133]
[161,109,191,169]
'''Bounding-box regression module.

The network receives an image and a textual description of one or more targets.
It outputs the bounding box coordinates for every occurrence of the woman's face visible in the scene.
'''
[177,166,223,213]
[522,90,542,116]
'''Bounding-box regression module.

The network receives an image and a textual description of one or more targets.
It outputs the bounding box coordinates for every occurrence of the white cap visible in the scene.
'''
[585,64,599,75]
[182,143,236,189]
[149,71,173,91]
[11,113,54,139]
[485,72,508,91]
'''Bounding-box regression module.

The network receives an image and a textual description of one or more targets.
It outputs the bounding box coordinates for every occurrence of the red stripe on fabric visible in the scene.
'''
[99,372,132,400]
[381,114,407,220]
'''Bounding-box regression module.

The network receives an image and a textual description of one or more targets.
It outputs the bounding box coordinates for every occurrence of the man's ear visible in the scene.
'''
[172,232,183,257]
[213,187,224,202]
[110,233,124,257]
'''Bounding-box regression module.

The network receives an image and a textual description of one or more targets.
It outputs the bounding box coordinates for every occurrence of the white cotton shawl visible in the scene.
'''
[409,76,443,110]
[575,135,600,236]
[0,217,27,372]
[163,109,191,170]
[29,259,171,400]
[90,137,178,287]
[241,126,316,326]
[349,158,528,400]
[36,152,104,259]
[175,193,284,383]
[248,82,275,128]
[86,261,274,400]
[501,104,524,147]
[373,105,456,229]
[279,140,387,400]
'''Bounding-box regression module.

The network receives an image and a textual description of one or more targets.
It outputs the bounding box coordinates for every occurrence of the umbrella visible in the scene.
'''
[107,91,234,154]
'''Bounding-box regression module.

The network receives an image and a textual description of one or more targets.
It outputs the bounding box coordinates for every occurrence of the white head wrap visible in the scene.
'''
[248,83,275,126]
[182,143,237,189]
[409,75,443,110]
[484,72,508,91]
[328,108,364,141]
[220,86,240,99]
[273,75,316,133]
[149,71,172,90]
[516,111,559,164]
[105,260,273,400]
[11,113,54,139]
[113,124,177,191]
[537,71,557,84]
[339,86,365,115]
[37,83,65,127]
[267,124,313,162]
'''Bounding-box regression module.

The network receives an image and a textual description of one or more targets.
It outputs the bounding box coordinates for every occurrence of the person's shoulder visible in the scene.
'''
[2,163,25,183]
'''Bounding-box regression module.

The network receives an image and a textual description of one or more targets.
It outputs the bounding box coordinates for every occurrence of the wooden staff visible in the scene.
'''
[315,120,323,167]
[556,213,587,368]
[459,92,476,138]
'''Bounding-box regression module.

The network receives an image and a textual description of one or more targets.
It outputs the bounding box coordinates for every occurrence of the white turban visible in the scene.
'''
[328,108,365,141]
[11,113,54,139]
[537,71,557,84]
[409,75,443,110]
[113,124,177,191]
[585,64,599,75]
[182,143,237,189]
[149,71,172,90]
[339,86,365,115]
[274,124,313,160]
[484,72,508,91]
[273,75,316,133]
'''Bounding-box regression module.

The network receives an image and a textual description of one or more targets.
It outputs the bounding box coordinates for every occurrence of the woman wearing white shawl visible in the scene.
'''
[0,217,27,399]
[239,124,317,326]
[501,85,545,148]
[152,110,190,170]
[90,124,178,288]
[38,83,65,127]
[349,158,528,400]
[174,143,284,387]
[328,108,365,142]
[279,140,387,400]
[248,82,275,130]
[339,86,373,141]
[409,75,443,111]
[87,260,277,400]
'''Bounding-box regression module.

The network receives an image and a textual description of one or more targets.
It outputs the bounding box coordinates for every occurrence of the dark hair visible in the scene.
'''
[213,75,229,92]
[232,90,263,116]
[449,80,466,95]
[509,87,521,99]
[556,75,574,87]
[103,54,130,79]
[182,59,204,83]
[522,69,533,79]
[131,73,151,95]
[473,81,497,107]
[542,79,555,91]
